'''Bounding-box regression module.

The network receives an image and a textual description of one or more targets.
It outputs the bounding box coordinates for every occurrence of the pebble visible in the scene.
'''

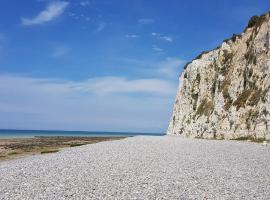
[0,136,269,200]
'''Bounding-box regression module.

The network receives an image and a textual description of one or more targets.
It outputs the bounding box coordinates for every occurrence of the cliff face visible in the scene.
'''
[167,12,270,139]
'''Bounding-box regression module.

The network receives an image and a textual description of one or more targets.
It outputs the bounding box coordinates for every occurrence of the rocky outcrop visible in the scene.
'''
[167,12,270,139]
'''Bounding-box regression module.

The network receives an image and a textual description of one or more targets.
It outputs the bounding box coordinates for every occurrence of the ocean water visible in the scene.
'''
[0,129,165,138]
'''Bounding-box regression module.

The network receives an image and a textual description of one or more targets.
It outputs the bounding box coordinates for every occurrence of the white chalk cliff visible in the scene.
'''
[167,12,270,139]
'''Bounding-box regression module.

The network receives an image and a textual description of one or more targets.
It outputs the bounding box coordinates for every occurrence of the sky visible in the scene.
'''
[0,0,269,132]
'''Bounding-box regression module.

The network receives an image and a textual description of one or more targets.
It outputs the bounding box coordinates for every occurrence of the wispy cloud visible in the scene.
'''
[138,18,155,25]
[77,77,175,95]
[68,12,78,19]
[51,45,71,57]
[152,32,174,42]
[152,45,163,53]
[0,75,176,131]
[80,1,91,7]
[68,12,92,22]
[21,1,69,26]
[0,75,174,96]
[94,22,106,33]
[156,57,183,77]
[159,36,173,42]
[113,57,184,79]
[126,34,140,39]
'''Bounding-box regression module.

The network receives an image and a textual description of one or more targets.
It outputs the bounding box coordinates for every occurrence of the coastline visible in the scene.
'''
[0,129,163,138]
[0,136,126,162]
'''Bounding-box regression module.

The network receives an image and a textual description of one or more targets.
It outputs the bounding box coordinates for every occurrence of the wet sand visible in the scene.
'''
[0,136,125,161]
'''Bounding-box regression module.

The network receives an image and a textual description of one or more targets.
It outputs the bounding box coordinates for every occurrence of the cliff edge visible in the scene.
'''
[167,12,270,139]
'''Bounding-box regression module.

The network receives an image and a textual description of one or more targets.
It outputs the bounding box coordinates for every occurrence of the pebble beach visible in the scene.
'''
[0,136,269,200]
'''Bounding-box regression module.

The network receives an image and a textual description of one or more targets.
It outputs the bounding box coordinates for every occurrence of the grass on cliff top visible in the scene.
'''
[245,13,268,31]
[182,12,270,72]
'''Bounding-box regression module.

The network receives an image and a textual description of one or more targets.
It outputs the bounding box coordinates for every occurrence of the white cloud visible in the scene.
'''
[94,22,106,32]
[21,1,69,26]
[156,57,183,77]
[159,36,173,42]
[126,34,140,39]
[68,12,76,17]
[52,45,71,57]
[76,77,175,95]
[152,45,163,52]
[0,75,176,132]
[152,33,174,42]
[0,75,175,96]
[138,18,155,24]
[68,12,92,22]
[80,1,91,7]
[113,57,184,79]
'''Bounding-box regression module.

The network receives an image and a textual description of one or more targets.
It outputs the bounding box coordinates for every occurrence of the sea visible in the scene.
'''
[0,129,165,138]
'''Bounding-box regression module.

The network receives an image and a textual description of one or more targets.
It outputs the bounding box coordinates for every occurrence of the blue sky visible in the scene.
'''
[0,0,269,132]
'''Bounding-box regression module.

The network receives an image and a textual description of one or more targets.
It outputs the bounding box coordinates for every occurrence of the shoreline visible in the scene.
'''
[0,136,126,162]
